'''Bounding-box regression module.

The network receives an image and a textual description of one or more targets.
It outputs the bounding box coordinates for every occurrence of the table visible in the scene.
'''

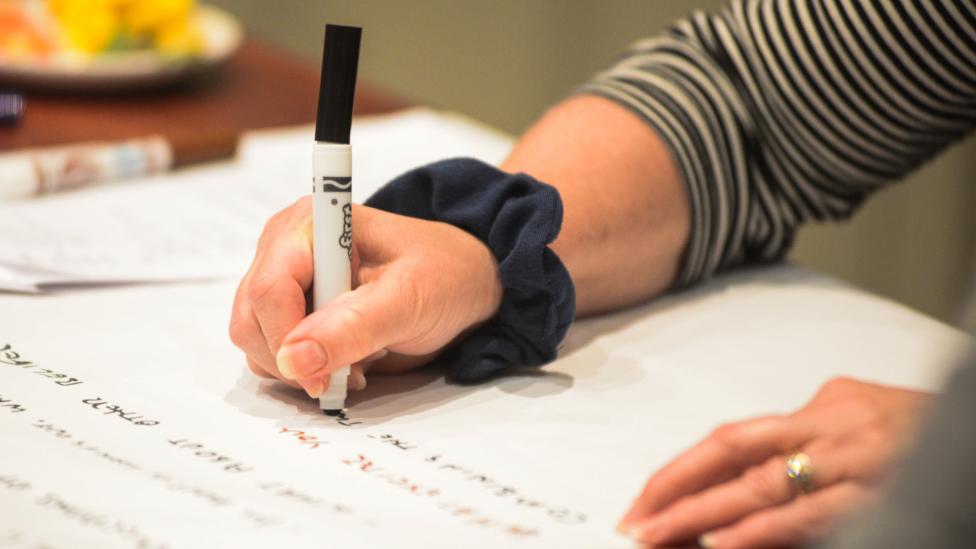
[0,37,411,158]
[0,111,971,548]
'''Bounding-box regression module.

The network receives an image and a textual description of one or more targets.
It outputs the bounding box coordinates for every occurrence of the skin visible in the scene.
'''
[229,199,503,395]
[230,95,689,388]
[500,96,689,315]
[621,377,931,549]
[228,94,932,545]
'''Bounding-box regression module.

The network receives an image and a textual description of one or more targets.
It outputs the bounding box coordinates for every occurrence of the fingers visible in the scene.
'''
[348,363,370,391]
[631,433,885,547]
[230,297,280,378]
[247,212,314,360]
[631,442,836,546]
[298,376,329,399]
[349,349,387,391]
[276,279,415,382]
[620,415,814,531]
[624,379,927,547]
[249,277,309,359]
[247,358,302,391]
[698,482,869,549]
[229,199,314,385]
[247,358,274,379]
[233,202,496,400]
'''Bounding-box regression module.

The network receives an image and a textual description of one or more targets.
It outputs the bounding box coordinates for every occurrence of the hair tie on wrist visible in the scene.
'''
[365,157,576,381]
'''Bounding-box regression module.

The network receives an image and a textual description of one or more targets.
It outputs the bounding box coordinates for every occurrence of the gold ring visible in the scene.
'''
[785,452,814,493]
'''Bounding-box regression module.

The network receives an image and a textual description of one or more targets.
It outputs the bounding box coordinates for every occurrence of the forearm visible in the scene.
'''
[576,0,976,293]
[501,95,690,316]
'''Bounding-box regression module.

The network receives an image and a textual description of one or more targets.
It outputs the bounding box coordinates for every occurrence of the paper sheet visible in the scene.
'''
[2,107,972,547]
[0,109,513,293]
[0,265,971,548]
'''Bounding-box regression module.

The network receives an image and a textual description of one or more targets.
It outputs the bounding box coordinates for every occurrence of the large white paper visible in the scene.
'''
[0,265,971,548]
[0,109,513,293]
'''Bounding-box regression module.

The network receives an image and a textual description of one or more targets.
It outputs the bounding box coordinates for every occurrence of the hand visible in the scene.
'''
[229,198,503,398]
[619,377,932,548]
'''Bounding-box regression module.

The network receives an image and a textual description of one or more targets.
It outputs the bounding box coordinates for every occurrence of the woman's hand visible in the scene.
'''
[229,198,503,398]
[619,377,932,549]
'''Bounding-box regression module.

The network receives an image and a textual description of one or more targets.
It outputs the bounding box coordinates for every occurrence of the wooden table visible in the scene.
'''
[0,38,411,162]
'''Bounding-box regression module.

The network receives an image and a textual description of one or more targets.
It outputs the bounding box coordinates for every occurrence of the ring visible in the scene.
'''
[785,452,814,493]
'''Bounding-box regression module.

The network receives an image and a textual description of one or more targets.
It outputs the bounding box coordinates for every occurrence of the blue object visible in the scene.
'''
[0,92,24,126]
[366,157,576,382]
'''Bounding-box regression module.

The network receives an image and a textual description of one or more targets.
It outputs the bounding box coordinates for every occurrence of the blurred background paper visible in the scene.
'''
[0,109,512,293]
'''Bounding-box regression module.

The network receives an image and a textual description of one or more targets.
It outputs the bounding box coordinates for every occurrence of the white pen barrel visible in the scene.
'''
[312,143,352,410]
[312,143,352,308]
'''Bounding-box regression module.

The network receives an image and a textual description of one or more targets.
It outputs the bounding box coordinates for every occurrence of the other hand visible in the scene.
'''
[229,198,502,398]
[619,377,931,548]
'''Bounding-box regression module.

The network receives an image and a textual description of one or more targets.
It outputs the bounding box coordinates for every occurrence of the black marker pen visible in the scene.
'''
[311,24,361,415]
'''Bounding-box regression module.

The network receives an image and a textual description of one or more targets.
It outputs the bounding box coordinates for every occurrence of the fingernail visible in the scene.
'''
[299,378,325,399]
[699,532,718,549]
[631,517,666,544]
[349,369,367,391]
[617,515,637,534]
[277,340,328,379]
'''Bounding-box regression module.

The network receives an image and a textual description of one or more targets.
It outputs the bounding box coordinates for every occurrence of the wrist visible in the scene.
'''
[450,224,504,328]
[366,157,575,381]
[474,239,504,326]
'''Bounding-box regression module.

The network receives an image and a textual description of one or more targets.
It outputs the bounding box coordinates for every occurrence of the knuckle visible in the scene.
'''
[259,211,285,240]
[741,461,785,502]
[228,316,253,349]
[859,423,887,443]
[386,264,439,344]
[246,359,272,379]
[336,301,368,329]
[292,196,311,211]
[793,494,830,535]
[837,397,880,425]
[820,376,860,396]
[856,422,893,455]
[734,515,779,547]
[335,303,374,355]
[245,273,280,307]
[259,202,306,243]
[399,268,429,321]
[709,422,746,451]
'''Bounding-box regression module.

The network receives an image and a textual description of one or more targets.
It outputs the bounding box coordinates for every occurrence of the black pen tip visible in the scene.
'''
[315,24,361,144]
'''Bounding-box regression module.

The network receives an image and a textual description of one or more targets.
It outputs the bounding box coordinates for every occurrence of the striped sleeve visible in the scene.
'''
[578,0,976,289]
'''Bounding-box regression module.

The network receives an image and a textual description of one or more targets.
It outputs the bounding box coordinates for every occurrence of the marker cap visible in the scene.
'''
[315,24,362,144]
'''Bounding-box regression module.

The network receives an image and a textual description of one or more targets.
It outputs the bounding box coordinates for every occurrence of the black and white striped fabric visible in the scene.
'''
[580,0,976,289]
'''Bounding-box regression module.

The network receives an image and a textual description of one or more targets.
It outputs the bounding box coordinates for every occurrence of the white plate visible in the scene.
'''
[0,4,243,92]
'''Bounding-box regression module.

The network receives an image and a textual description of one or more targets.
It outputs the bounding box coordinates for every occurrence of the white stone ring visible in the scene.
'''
[785,452,815,493]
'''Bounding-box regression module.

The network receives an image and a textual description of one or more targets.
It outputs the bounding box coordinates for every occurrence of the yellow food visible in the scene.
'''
[0,4,57,57]
[46,0,201,56]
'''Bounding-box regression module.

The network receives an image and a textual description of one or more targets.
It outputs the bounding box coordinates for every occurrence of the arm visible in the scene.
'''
[574,0,976,291]
[613,1,976,545]
[230,0,975,396]
[501,96,690,316]
[504,0,976,315]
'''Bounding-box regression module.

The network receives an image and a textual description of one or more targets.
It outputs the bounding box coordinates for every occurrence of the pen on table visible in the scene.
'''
[310,24,362,415]
[0,128,238,200]
[0,91,24,126]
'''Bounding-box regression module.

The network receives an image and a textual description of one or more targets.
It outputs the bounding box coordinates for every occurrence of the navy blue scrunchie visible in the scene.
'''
[365,157,576,382]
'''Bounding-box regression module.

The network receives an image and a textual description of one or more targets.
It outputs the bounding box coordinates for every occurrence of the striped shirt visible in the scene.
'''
[580,0,976,289]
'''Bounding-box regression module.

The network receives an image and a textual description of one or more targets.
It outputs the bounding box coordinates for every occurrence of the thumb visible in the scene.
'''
[275,280,413,381]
